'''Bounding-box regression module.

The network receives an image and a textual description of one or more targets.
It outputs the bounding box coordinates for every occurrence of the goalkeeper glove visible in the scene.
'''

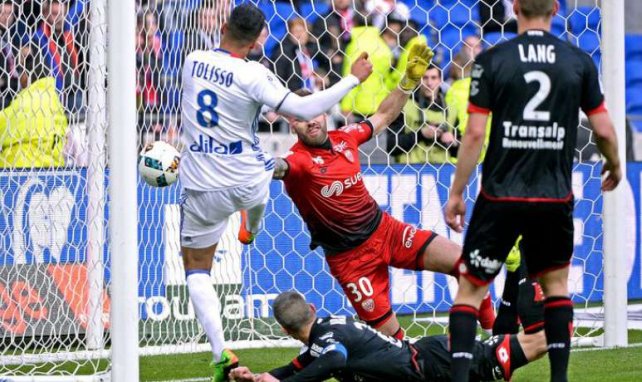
[399,43,435,93]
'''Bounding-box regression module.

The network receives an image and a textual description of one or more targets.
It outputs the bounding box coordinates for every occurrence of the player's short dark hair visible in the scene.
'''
[227,3,265,45]
[518,0,555,18]
[273,291,314,333]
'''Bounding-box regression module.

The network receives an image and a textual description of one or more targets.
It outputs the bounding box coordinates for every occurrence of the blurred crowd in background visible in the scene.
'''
[0,0,638,168]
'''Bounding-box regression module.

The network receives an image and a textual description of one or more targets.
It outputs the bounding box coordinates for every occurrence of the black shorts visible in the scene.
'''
[460,193,574,285]
[414,334,524,381]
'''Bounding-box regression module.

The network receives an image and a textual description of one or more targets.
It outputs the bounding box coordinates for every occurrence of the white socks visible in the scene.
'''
[246,202,267,234]
[186,271,225,362]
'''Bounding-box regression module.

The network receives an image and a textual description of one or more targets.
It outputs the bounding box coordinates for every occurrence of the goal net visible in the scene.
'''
[0,0,636,379]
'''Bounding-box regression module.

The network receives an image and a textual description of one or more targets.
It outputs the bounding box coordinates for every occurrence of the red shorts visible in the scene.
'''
[325,213,437,326]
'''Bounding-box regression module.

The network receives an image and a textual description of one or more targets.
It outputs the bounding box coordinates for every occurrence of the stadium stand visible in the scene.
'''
[1,0,639,156]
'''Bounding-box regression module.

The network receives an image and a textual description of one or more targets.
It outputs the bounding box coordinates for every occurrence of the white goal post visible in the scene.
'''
[601,0,628,349]
[108,0,139,379]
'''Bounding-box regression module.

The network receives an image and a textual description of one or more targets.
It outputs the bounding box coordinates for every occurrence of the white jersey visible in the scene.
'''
[180,48,290,190]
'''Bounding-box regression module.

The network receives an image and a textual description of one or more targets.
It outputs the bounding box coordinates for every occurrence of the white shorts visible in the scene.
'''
[179,172,272,249]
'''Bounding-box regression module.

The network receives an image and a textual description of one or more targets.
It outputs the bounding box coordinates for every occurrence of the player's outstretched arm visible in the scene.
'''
[369,43,434,136]
[240,350,346,382]
[275,351,346,382]
[445,113,488,232]
[588,112,622,191]
[276,53,373,121]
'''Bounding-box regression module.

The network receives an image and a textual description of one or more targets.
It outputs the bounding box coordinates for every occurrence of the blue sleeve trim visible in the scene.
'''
[185,269,211,277]
[322,343,347,359]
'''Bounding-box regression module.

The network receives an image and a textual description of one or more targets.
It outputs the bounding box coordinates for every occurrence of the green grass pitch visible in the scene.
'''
[140,331,642,381]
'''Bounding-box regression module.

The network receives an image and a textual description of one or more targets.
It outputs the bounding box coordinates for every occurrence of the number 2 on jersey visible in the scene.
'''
[523,71,551,122]
[196,89,219,128]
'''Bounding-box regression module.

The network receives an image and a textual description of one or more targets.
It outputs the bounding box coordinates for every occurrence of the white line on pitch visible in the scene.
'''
[572,342,642,352]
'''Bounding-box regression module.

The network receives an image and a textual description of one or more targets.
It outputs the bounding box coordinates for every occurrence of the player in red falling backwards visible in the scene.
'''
[268,43,495,339]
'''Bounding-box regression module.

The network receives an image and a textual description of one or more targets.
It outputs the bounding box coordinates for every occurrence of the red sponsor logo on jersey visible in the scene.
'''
[320,172,363,198]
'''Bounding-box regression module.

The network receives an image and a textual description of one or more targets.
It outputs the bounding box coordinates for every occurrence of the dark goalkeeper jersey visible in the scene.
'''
[468,29,606,201]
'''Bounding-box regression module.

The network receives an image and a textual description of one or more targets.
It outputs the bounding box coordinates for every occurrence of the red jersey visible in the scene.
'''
[283,121,382,253]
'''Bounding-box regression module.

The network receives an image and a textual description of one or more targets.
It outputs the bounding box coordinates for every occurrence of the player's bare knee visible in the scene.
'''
[538,268,569,297]
[422,236,461,274]
[182,245,217,271]
[454,277,489,308]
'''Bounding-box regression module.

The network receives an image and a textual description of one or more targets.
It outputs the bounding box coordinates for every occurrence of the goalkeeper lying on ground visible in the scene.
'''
[229,280,547,382]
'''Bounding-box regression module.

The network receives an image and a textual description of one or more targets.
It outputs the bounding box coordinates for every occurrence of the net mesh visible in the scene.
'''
[0,0,110,377]
[0,0,615,377]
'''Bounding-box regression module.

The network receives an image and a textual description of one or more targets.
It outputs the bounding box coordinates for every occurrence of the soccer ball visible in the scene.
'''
[138,141,181,187]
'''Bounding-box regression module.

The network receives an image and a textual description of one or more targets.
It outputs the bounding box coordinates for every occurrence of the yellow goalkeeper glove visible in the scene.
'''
[506,236,522,273]
[399,43,435,93]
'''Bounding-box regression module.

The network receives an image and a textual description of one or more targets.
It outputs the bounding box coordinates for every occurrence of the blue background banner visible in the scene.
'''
[0,163,640,320]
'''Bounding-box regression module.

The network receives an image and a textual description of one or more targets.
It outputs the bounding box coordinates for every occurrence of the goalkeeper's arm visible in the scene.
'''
[369,44,434,136]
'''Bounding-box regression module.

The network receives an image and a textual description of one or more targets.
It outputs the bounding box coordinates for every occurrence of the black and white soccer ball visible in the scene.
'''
[138,141,181,187]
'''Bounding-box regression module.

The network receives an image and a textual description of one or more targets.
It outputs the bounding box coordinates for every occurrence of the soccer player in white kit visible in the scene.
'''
[179,4,373,381]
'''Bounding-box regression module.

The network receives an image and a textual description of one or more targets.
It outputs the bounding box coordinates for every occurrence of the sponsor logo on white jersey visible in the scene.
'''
[320,172,363,198]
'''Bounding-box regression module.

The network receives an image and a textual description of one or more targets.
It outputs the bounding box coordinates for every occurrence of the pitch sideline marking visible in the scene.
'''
[572,342,642,352]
